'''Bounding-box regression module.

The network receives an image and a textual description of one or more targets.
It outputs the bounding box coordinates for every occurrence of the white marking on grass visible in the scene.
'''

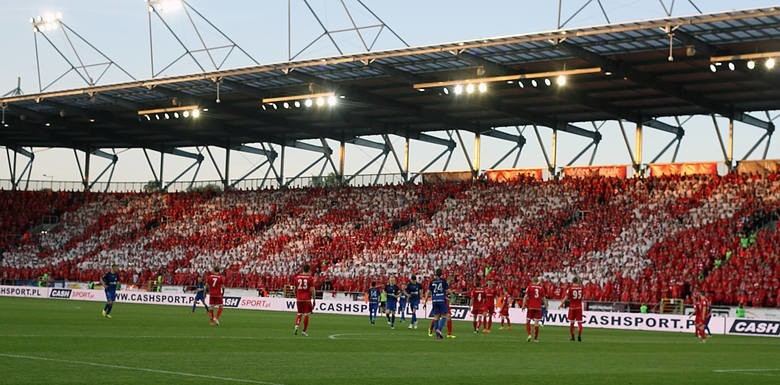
[0,353,283,385]
[328,333,371,340]
[0,334,291,341]
[714,369,780,373]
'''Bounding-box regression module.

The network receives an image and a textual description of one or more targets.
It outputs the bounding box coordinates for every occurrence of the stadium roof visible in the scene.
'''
[1,6,779,149]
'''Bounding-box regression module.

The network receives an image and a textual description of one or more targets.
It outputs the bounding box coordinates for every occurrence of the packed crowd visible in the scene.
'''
[1,173,778,307]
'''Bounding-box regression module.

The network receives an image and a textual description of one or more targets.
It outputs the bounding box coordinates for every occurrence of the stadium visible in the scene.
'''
[0,1,779,384]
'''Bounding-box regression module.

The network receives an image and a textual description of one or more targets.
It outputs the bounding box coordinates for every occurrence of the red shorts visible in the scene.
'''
[695,316,705,327]
[526,308,543,320]
[500,307,509,317]
[209,296,223,306]
[471,307,486,315]
[486,306,495,315]
[297,300,313,314]
[568,307,583,322]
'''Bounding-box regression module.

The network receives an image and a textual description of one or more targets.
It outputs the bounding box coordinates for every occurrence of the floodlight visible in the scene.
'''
[316,97,325,107]
[709,64,717,73]
[454,84,463,95]
[766,58,776,69]
[544,78,552,86]
[728,62,735,71]
[155,114,160,120]
[283,102,290,109]
[442,87,449,95]
[746,60,756,70]
[478,82,487,93]
[304,99,313,107]
[531,79,538,87]
[466,84,475,94]
[148,0,183,13]
[145,114,151,120]
[261,104,267,111]
[556,75,567,86]
[327,95,337,106]
[183,110,190,117]
[518,80,524,88]
[294,101,301,108]
[191,109,200,118]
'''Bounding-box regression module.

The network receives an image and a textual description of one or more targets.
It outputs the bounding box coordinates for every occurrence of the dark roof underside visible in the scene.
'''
[1,7,779,149]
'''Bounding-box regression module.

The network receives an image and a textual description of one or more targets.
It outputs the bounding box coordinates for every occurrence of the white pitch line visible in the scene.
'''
[714,369,780,373]
[0,353,283,385]
[0,334,291,340]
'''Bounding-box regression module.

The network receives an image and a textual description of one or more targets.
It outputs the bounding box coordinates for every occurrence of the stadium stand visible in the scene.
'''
[1,173,778,307]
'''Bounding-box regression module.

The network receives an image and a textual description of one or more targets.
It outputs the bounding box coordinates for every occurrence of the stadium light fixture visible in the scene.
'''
[556,75,567,86]
[465,83,475,94]
[327,95,337,106]
[191,109,201,118]
[316,97,325,107]
[517,80,524,88]
[709,64,717,73]
[453,84,464,95]
[182,110,190,117]
[147,0,183,13]
[138,105,200,120]
[767,58,776,70]
[478,82,488,93]
[283,102,290,109]
[412,67,602,90]
[442,87,449,95]
[531,79,538,88]
[746,60,756,70]
[544,78,552,87]
[304,99,313,108]
[31,12,62,32]
[262,92,335,104]
[294,101,301,108]
[728,62,736,71]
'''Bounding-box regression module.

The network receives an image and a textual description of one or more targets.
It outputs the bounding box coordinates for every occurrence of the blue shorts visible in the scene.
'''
[369,303,378,313]
[195,293,205,301]
[409,299,420,310]
[386,301,398,312]
[399,300,407,309]
[105,290,116,302]
[432,301,448,316]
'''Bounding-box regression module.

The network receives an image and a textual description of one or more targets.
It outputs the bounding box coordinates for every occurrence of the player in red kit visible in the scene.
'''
[499,289,512,330]
[692,290,710,343]
[293,264,316,336]
[560,277,584,342]
[206,267,224,326]
[522,277,547,342]
[482,279,498,333]
[469,279,486,335]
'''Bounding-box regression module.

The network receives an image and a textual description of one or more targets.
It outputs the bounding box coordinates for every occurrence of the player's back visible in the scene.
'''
[368,287,380,303]
[568,284,584,309]
[207,274,224,296]
[294,274,315,300]
[429,278,448,302]
[484,287,497,306]
[525,283,545,309]
[471,288,486,308]
[406,283,421,300]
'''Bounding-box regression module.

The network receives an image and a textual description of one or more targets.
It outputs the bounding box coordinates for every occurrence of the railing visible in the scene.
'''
[0,173,410,192]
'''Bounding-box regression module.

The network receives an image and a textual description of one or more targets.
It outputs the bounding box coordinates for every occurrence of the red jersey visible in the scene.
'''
[694,296,710,319]
[484,287,497,309]
[207,274,224,297]
[294,274,315,301]
[470,288,486,309]
[567,284,584,309]
[525,283,545,309]
[500,294,511,311]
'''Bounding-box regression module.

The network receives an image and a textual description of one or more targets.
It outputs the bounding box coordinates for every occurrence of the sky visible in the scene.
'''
[0,0,778,190]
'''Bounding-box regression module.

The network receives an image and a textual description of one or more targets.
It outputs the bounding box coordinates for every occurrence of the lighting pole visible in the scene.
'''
[42,174,54,190]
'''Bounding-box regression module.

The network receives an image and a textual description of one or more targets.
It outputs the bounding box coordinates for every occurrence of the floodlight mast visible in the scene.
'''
[30,12,135,92]
[146,0,259,78]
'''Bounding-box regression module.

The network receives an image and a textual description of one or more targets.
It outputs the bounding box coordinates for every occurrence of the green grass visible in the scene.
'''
[0,297,778,385]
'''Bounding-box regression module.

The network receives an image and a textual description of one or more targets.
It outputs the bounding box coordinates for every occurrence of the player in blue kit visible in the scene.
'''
[367,282,381,325]
[405,275,422,329]
[384,277,400,329]
[425,268,450,339]
[100,264,119,318]
[398,289,408,323]
[191,275,209,314]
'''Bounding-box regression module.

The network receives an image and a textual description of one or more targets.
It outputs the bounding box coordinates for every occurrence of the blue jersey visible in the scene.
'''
[385,285,400,303]
[428,278,449,302]
[399,291,408,303]
[368,287,381,304]
[102,272,119,292]
[405,282,422,301]
[194,282,206,298]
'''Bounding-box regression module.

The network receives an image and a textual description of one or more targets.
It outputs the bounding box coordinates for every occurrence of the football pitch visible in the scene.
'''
[0,297,777,385]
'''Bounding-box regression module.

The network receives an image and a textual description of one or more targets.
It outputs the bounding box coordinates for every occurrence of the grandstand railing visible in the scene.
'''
[0,173,408,192]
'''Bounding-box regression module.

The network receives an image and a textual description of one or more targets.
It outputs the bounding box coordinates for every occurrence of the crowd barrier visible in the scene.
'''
[2,285,777,338]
